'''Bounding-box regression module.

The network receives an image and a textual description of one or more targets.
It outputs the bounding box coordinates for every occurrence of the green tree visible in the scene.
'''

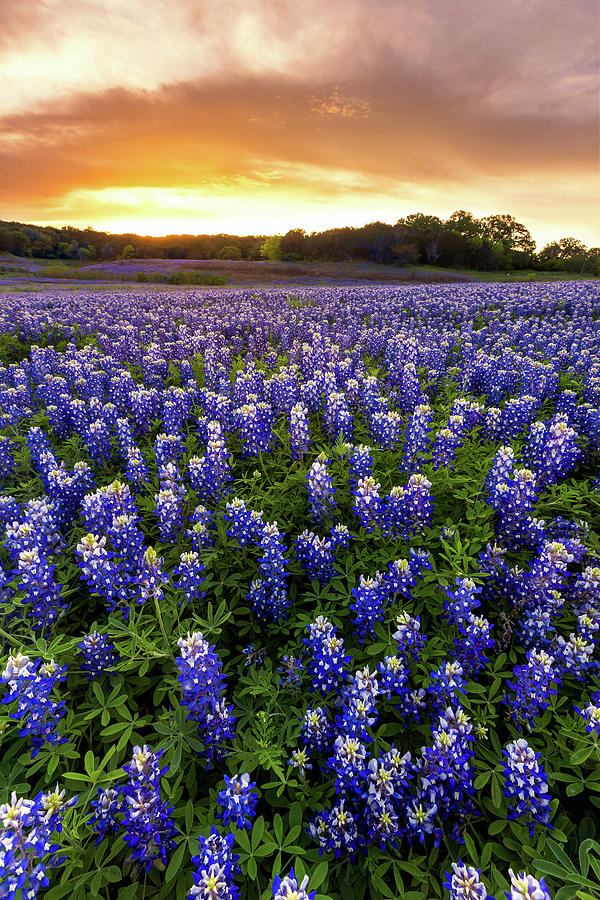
[280,229,307,259]
[445,210,482,240]
[481,214,535,256]
[216,245,242,260]
[119,244,135,260]
[260,236,282,261]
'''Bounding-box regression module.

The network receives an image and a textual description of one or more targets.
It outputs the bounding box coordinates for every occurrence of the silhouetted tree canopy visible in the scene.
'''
[0,213,597,273]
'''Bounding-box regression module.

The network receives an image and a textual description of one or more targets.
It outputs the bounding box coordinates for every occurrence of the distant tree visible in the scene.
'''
[260,236,282,261]
[246,240,265,260]
[119,244,135,259]
[217,245,242,260]
[537,237,590,272]
[280,228,307,259]
[389,240,419,266]
[395,214,444,262]
[480,214,535,256]
[445,210,482,240]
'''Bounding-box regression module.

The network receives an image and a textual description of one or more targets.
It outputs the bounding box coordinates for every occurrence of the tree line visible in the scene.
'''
[0,212,598,274]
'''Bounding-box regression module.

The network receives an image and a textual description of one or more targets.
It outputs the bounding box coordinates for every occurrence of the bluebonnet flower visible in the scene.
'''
[300,706,331,752]
[243,644,266,667]
[125,446,150,487]
[174,551,205,606]
[303,616,351,694]
[188,420,232,502]
[248,522,290,621]
[295,530,336,586]
[335,694,378,744]
[369,410,403,449]
[0,434,16,479]
[137,546,168,606]
[502,739,552,837]
[154,431,185,468]
[279,653,304,688]
[1,653,66,757]
[575,690,600,734]
[505,869,552,900]
[26,426,56,475]
[384,557,417,599]
[83,418,114,463]
[107,512,145,563]
[90,787,123,844]
[272,870,316,900]
[393,611,427,662]
[432,426,462,471]
[403,473,434,535]
[429,661,467,713]
[412,706,476,842]
[351,572,388,641]
[353,476,382,532]
[554,632,595,681]
[524,414,581,488]
[78,632,119,680]
[43,460,95,522]
[81,480,138,534]
[443,861,492,899]
[155,487,184,542]
[120,745,178,872]
[0,492,20,529]
[176,632,236,762]
[329,523,351,549]
[76,533,134,616]
[235,401,275,456]
[377,655,408,699]
[224,498,264,548]
[186,505,214,552]
[307,453,337,525]
[288,747,313,778]
[402,403,432,472]
[309,800,360,857]
[406,800,438,844]
[455,614,495,675]
[443,577,481,625]
[505,649,559,731]
[216,774,258,830]
[0,785,77,900]
[16,545,66,630]
[289,401,311,458]
[347,444,373,489]
[187,826,240,900]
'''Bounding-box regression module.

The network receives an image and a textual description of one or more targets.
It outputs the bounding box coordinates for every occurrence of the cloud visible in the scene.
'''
[309,87,371,118]
[0,0,597,244]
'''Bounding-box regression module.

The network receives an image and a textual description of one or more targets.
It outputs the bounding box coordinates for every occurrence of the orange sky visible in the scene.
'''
[1,0,599,248]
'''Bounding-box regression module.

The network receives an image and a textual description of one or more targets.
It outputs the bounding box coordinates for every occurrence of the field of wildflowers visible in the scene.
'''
[0,282,599,900]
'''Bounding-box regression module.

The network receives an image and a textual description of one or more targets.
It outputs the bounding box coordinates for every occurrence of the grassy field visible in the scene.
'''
[1,253,597,288]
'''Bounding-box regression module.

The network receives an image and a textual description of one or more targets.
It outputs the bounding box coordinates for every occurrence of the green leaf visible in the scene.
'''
[166,842,187,882]
[252,816,265,851]
[310,861,329,891]
[571,746,593,766]
[184,799,194,834]
[490,773,502,808]
[273,812,283,844]
[548,840,577,873]
[84,750,95,777]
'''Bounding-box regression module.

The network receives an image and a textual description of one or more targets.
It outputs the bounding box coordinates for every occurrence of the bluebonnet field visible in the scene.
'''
[0,281,599,900]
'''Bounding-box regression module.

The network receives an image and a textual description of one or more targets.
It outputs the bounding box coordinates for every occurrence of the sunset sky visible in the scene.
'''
[1,0,598,248]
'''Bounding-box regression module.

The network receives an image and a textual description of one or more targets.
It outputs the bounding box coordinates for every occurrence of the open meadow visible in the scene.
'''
[0,281,599,900]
